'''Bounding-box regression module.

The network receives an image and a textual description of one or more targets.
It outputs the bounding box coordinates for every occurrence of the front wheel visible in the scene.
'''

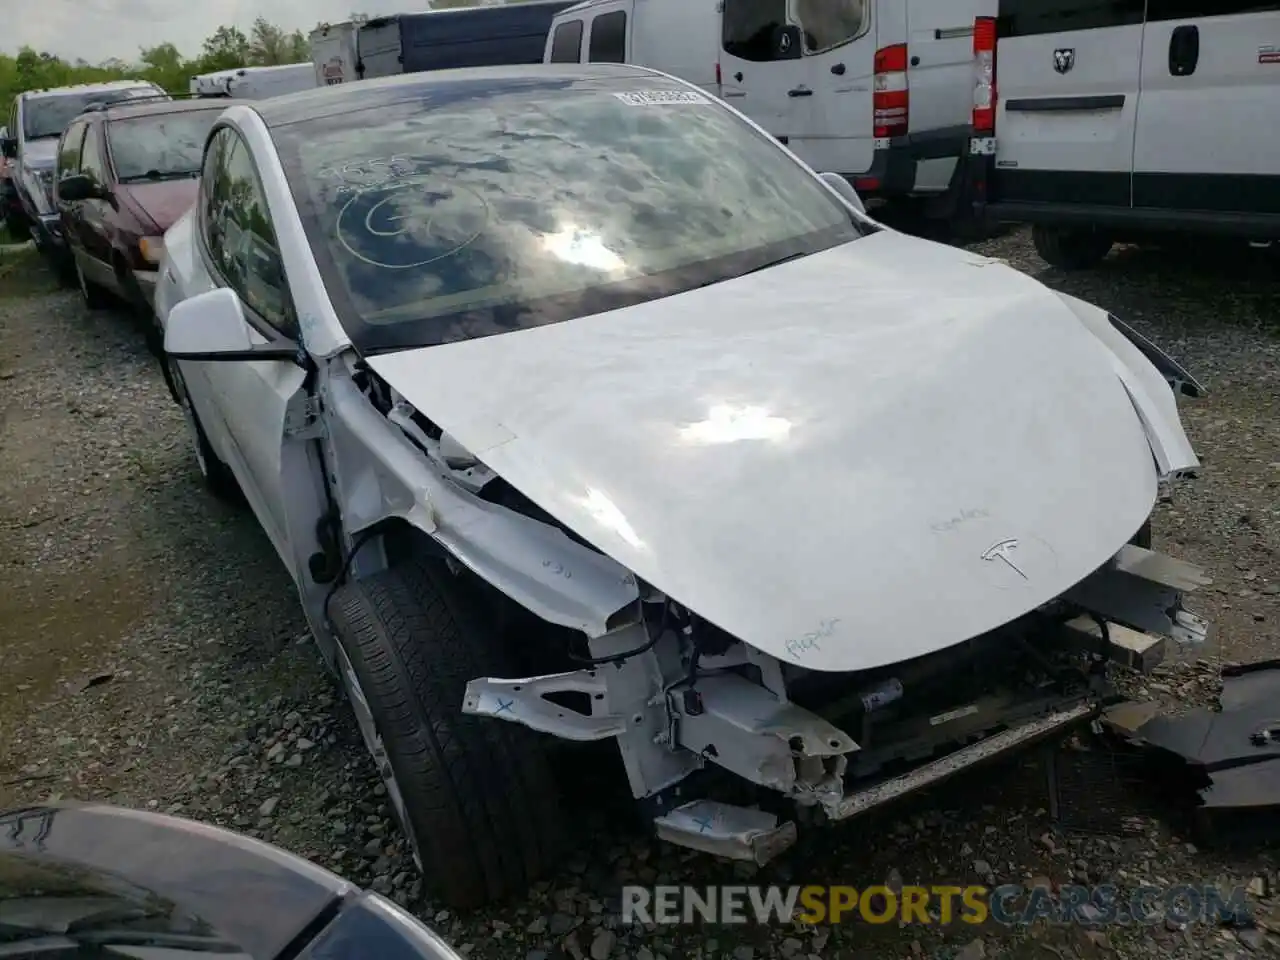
[328,559,566,909]
[74,255,112,309]
[1032,224,1113,271]
[165,357,242,503]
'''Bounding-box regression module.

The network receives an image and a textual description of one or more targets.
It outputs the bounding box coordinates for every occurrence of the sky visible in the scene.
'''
[3,0,431,63]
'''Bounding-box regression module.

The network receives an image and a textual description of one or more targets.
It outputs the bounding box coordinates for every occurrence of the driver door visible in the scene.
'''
[182,128,310,570]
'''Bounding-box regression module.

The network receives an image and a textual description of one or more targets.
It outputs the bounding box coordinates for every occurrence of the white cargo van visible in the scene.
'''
[311,21,363,85]
[969,0,1280,269]
[189,64,317,100]
[545,0,993,217]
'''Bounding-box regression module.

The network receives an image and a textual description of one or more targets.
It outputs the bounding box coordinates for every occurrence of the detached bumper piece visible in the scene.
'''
[464,544,1211,865]
[1106,660,1280,847]
[654,800,797,865]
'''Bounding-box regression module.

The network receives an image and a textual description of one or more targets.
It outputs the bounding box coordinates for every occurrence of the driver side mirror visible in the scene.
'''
[165,286,300,363]
[1,137,16,159]
[57,173,106,203]
[818,171,866,216]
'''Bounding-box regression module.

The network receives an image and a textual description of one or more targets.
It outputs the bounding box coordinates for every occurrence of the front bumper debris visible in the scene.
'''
[464,544,1211,864]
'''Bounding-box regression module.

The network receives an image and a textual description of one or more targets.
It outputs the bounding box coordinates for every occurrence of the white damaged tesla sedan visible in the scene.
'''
[154,64,1211,908]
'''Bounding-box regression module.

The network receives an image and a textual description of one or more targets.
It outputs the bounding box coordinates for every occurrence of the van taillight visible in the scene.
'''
[972,16,997,135]
[873,43,909,139]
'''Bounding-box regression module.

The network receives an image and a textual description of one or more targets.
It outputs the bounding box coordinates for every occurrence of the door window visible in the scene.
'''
[996,0,1145,37]
[200,128,233,270]
[549,20,584,62]
[79,130,105,186]
[1147,0,1280,19]
[207,133,294,337]
[588,11,627,62]
[57,121,88,180]
[723,0,867,61]
[794,0,867,54]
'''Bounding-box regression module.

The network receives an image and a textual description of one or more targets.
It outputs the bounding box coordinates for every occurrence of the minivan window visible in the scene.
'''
[588,11,627,63]
[57,120,89,178]
[22,87,162,141]
[549,20,584,62]
[271,77,867,354]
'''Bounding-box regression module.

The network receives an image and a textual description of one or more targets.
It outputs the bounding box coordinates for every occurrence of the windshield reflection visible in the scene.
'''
[109,110,225,183]
[272,75,867,354]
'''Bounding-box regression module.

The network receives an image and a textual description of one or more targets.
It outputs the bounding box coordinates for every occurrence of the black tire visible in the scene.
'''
[1032,224,1113,271]
[165,357,241,503]
[1132,518,1153,550]
[74,255,112,309]
[328,559,565,909]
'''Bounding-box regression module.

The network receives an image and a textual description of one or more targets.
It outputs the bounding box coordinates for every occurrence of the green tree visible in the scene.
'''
[0,17,311,120]
[199,25,251,72]
[139,43,188,93]
[248,17,292,66]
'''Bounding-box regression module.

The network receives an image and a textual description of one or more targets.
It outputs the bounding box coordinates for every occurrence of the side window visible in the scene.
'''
[201,129,233,278]
[794,0,867,53]
[79,129,105,185]
[722,0,867,61]
[549,20,584,62]
[214,134,294,336]
[57,121,88,180]
[997,0,1145,37]
[588,11,627,63]
[1147,0,1280,20]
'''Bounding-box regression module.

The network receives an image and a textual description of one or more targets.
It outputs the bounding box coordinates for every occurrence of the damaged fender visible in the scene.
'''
[324,375,640,637]
[1055,292,1202,477]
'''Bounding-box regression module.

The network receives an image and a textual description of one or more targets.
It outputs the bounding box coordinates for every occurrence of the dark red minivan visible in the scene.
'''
[54,97,247,346]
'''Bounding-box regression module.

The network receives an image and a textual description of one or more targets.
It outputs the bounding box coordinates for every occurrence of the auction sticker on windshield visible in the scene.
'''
[613,90,708,106]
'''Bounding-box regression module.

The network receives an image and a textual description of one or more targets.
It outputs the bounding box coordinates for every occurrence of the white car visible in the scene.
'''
[155,63,1211,909]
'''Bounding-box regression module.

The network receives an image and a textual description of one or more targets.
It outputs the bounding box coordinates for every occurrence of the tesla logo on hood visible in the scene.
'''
[981,538,1028,580]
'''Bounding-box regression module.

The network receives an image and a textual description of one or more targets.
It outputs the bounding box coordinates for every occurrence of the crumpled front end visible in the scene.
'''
[464,535,1211,863]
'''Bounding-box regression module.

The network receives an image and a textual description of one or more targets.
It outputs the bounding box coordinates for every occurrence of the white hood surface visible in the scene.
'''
[368,232,1186,673]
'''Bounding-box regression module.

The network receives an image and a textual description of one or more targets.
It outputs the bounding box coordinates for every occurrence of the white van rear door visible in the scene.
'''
[788,0,877,175]
[1134,2,1280,217]
[628,0,721,95]
[991,0,1146,209]
[720,0,811,139]
[906,0,990,134]
[720,0,875,174]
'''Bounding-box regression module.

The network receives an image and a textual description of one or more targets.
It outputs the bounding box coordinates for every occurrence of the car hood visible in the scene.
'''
[368,231,1185,673]
[21,138,56,170]
[117,179,198,233]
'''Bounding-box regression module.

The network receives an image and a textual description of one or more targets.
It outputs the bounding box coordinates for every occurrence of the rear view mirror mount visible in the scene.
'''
[818,172,866,216]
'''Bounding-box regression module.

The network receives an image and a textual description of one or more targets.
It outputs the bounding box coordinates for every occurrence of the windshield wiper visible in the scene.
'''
[741,251,810,276]
[121,169,198,183]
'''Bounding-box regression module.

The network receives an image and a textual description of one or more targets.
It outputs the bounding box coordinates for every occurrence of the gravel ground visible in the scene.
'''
[1,232,1278,960]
